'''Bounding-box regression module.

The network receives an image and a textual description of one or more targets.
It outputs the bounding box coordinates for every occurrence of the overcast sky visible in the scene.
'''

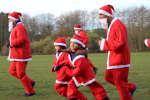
[0,0,150,17]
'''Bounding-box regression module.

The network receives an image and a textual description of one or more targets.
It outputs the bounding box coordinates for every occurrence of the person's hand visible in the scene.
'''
[53,66,59,71]
[98,40,102,46]
[98,37,103,46]
[7,40,10,48]
[93,67,98,75]
[73,67,76,70]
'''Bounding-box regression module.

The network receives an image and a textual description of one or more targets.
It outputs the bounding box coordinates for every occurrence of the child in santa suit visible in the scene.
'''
[74,25,98,74]
[7,11,35,97]
[144,39,150,47]
[67,35,109,100]
[52,37,73,97]
[98,5,137,100]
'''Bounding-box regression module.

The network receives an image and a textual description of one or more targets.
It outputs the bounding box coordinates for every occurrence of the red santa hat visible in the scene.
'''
[70,35,83,45]
[74,24,81,30]
[98,5,115,17]
[8,11,22,21]
[54,37,67,47]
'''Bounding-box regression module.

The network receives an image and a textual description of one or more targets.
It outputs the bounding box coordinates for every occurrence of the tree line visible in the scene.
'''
[0,5,150,55]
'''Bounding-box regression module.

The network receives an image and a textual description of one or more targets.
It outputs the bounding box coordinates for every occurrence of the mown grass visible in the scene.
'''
[0,52,150,100]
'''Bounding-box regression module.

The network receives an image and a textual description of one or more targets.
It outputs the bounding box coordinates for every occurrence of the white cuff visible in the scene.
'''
[144,39,149,47]
[100,38,105,51]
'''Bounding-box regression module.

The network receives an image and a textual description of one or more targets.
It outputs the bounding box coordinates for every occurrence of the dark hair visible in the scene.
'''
[58,45,66,49]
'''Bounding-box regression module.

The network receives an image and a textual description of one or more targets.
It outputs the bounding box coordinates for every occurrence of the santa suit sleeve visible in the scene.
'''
[144,39,150,47]
[65,67,73,77]
[51,55,57,72]
[100,24,127,51]
[78,31,89,47]
[72,58,86,77]
[11,26,27,46]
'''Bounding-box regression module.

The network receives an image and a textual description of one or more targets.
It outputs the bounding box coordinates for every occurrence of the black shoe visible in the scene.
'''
[22,93,36,97]
[32,81,36,87]
[102,96,109,100]
[68,99,77,100]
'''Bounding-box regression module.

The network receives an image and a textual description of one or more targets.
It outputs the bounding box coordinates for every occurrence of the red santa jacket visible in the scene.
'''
[144,38,150,47]
[77,30,89,47]
[52,51,73,84]
[100,18,130,69]
[7,23,32,61]
[68,49,95,87]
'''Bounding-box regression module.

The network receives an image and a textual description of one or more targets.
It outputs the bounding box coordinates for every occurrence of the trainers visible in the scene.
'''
[130,85,137,97]
[102,96,110,100]
[22,93,35,97]
[32,81,36,87]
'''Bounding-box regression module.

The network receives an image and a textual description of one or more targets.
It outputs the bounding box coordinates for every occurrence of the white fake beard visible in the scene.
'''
[8,22,13,32]
[100,18,108,29]
[75,31,78,34]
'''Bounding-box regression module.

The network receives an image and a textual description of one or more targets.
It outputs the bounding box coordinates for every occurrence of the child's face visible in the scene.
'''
[55,45,62,51]
[70,41,81,51]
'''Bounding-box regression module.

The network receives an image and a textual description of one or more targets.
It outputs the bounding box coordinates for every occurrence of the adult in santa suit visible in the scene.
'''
[74,25,98,74]
[67,35,109,100]
[98,5,137,100]
[7,11,35,97]
[144,38,150,47]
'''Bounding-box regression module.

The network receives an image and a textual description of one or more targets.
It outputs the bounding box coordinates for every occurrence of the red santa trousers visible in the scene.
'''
[67,79,107,100]
[55,83,68,97]
[105,67,136,100]
[67,79,87,100]
[87,81,108,100]
[9,61,35,93]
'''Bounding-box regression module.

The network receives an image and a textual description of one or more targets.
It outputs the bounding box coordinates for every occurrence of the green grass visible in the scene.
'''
[0,52,150,100]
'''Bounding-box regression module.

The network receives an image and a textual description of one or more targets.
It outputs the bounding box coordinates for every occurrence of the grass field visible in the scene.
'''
[0,52,150,100]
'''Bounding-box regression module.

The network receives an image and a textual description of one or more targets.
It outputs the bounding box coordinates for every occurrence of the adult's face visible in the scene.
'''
[8,18,16,25]
[99,13,108,19]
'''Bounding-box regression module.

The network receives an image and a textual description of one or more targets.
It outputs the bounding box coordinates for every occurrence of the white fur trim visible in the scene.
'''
[73,77,95,87]
[55,80,69,84]
[8,16,18,21]
[107,51,110,66]
[72,55,85,67]
[68,54,73,66]
[100,38,105,51]
[106,18,119,69]
[73,77,81,87]
[99,10,113,17]
[7,58,32,61]
[74,28,81,30]
[144,39,149,47]
[71,39,83,45]
[56,52,62,61]
[107,18,117,40]
[107,64,130,69]
[68,55,85,67]
[54,43,67,47]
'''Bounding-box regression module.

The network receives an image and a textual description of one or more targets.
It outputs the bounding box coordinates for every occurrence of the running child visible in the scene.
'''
[67,35,109,100]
